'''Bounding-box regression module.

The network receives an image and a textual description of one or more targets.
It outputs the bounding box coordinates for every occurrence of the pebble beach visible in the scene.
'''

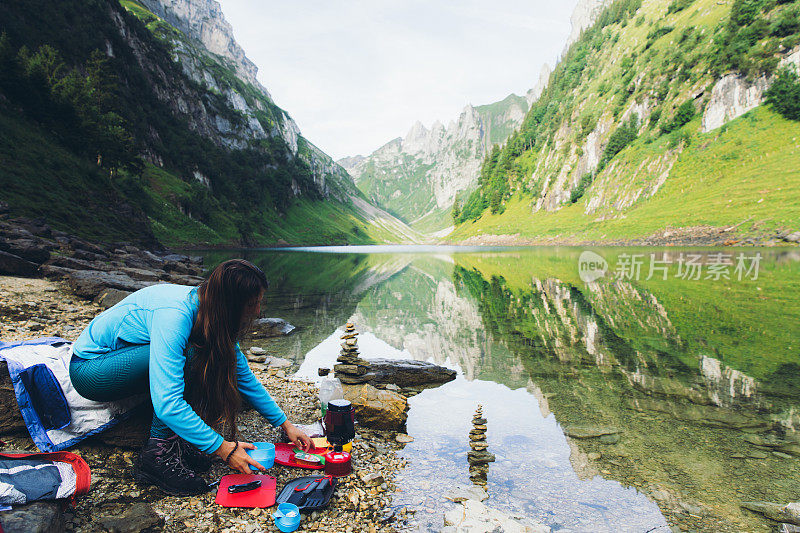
[0,275,413,532]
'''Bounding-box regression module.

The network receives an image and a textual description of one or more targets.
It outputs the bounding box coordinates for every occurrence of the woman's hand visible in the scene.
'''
[214,440,264,474]
[282,421,312,451]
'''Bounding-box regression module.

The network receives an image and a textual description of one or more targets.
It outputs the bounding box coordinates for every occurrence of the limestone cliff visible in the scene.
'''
[133,0,358,201]
[565,0,613,49]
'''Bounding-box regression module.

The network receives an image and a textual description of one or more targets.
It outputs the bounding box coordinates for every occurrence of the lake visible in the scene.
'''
[193,245,800,532]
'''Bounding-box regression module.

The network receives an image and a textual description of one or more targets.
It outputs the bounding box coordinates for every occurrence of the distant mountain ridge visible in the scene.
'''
[338,1,598,234]
[339,94,531,233]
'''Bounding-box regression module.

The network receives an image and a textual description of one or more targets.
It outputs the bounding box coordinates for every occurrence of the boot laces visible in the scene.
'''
[155,437,196,479]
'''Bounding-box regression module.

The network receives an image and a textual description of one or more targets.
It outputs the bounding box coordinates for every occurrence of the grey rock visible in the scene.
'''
[741,501,800,526]
[783,232,800,243]
[69,238,106,256]
[9,219,52,239]
[248,346,266,355]
[0,361,26,434]
[366,358,457,388]
[334,363,366,375]
[467,451,496,465]
[67,270,151,299]
[39,264,75,280]
[0,250,38,276]
[47,255,112,272]
[445,484,488,503]
[267,357,292,368]
[0,501,64,533]
[338,372,377,385]
[96,503,164,532]
[94,288,132,310]
[563,426,620,439]
[0,238,51,264]
[359,472,385,486]
[599,433,621,445]
[443,499,550,532]
[120,267,164,282]
[71,249,108,262]
[249,318,296,337]
[167,274,205,286]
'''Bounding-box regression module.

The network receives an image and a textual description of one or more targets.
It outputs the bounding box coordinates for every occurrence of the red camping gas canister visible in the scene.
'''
[324,450,352,477]
[323,399,355,477]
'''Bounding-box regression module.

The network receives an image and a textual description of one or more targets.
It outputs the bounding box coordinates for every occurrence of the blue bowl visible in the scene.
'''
[272,502,301,532]
[247,443,275,471]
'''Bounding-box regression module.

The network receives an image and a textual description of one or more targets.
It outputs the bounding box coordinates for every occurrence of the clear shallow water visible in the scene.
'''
[193,246,800,532]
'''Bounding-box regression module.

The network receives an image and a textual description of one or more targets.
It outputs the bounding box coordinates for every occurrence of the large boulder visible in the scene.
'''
[66,270,152,299]
[95,407,152,448]
[0,238,52,264]
[741,501,800,526]
[249,318,296,337]
[343,384,408,431]
[367,358,457,388]
[0,250,39,276]
[47,255,113,272]
[0,501,65,533]
[93,288,133,310]
[443,499,550,533]
[0,361,26,434]
[96,503,164,533]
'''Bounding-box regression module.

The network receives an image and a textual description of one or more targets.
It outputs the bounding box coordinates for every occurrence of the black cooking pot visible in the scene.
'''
[324,399,355,448]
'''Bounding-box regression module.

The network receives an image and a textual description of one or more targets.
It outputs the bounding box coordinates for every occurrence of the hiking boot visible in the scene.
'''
[178,437,213,473]
[133,436,209,496]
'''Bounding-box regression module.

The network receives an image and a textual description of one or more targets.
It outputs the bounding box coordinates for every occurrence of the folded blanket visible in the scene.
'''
[0,338,146,451]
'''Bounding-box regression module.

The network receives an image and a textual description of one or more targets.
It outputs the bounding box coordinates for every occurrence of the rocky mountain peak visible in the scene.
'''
[566,0,613,49]
[140,0,263,91]
[527,63,552,105]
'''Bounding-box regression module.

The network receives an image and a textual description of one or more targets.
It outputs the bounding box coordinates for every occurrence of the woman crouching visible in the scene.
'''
[68,259,310,495]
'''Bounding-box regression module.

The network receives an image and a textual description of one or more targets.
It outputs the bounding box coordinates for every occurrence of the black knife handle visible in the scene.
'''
[227,480,262,493]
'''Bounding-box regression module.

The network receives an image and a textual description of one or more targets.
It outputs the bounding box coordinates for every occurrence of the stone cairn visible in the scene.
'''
[334,323,375,385]
[468,405,495,487]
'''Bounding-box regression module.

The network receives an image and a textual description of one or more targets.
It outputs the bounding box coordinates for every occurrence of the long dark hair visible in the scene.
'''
[187,259,268,439]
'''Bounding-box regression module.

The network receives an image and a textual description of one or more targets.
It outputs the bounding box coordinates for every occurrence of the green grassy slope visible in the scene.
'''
[451,0,800,243]
[451,106,800,242]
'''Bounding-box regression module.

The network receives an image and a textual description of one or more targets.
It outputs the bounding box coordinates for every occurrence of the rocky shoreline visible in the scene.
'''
[452,224,800,248]
[0,274,416,532]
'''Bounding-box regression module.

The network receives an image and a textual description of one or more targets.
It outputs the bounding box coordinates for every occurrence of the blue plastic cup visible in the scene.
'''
[272,502,301,532]
[246,442,275,471]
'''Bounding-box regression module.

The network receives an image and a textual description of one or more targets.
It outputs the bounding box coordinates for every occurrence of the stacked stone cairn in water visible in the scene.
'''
[334,323,375,385]
[468,405,495,486]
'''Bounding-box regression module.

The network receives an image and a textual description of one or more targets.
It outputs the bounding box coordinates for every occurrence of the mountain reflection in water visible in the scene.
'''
[194,246,800,533]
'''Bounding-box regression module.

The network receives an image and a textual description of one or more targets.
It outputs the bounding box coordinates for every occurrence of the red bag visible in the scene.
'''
[0,451,91,506]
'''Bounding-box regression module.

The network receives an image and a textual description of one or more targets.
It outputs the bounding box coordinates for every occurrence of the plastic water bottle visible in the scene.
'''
[318,377,344,417]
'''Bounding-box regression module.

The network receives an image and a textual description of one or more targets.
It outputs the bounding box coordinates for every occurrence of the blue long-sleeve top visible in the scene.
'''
[72,283,287,453]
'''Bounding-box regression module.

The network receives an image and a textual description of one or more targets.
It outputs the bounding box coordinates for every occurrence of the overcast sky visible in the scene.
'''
[218,0,578,160]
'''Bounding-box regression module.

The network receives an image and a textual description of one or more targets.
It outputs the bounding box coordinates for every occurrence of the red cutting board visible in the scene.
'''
[215,474,276,508]
[274,443,326,470]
